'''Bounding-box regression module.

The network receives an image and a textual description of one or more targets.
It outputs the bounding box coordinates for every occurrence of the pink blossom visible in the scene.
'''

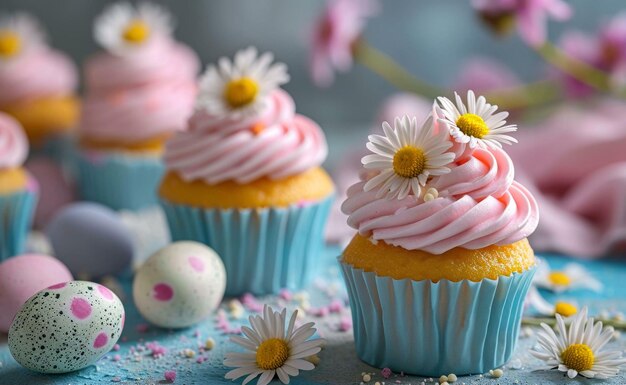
[453,57,521,94]
[309,0,378,87]
[472,0,572,46]
[558,13,626,97]
[164,370,177,382]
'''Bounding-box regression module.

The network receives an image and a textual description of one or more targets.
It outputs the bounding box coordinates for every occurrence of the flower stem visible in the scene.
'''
[353,40,441,99]
[353,40,562,109]
[523,317,626,329]
[535,42,612,92]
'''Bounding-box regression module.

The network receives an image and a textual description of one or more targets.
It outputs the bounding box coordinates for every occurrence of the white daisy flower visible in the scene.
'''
[94,2,173,55]
[531,307,626,379]
[361,115,455,200]
[0,12,44,62]
[437,90,518,149]
[534,261,602,294]
[527,286,580,318]
[224,305,324,385]
[196,46,290,120]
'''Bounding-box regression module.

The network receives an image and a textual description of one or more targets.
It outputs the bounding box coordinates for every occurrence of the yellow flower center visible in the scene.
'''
[0,30,21,58]
[555,302,578,317]
[122,19,151,44]
[455,113,489,139]
[224,77,259,108]
[548,271,571,286]
[256,338,290,370]
[393,146,426,178]
[561,344,594,373]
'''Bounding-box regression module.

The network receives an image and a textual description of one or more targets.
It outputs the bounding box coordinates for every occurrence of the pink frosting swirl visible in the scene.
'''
[0,47,77,106]
[164,90,328,184]
[342,147,539,254]
[0,113,28,169]
[80,38,199,143]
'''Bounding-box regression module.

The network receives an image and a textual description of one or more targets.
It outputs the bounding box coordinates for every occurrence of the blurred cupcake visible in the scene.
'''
[160,47,335,296]
[77,2,199,211]
[0,113,37,261]
[0,12,79,160]
[340,92,539,376]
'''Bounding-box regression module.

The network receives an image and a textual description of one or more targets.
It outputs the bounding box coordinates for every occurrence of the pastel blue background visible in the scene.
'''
[2,248,626,385]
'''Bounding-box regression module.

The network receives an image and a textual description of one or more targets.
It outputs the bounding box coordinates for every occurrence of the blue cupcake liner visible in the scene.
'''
[161,195,334,296]
[340,259,536,376]
[0,188,37,261]
[75,149,164,211]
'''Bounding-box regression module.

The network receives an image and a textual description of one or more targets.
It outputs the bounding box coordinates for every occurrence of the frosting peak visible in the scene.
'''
[342,92,539,254]
[165,89,328,184]
[0,112,28,169]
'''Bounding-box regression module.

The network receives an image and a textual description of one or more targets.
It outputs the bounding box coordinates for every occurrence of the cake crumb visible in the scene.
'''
[439,375,448,383]
[489,369,504,378]
[447,373,457,382]
[363,373,372,382]
[205,338,215,350]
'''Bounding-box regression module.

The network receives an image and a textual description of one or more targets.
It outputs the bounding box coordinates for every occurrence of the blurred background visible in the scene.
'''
[1,0,625,137]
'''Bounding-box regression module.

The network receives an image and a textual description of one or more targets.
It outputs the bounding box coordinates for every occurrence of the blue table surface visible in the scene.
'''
[2,247,626,385]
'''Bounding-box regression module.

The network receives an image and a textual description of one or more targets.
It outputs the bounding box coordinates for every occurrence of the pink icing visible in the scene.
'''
[0,113,28,169]
[342,147,539,254]
[97,285,114,300]
[188,256,205,272]
[0,47,77,106]
[164,90,328,184]
[80,38,199,143]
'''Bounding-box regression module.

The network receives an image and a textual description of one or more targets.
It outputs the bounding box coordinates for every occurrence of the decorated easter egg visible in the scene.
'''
[8,281,125,373]
[133,241,225,328]
[0,254,73,332]
[46,203,134,278]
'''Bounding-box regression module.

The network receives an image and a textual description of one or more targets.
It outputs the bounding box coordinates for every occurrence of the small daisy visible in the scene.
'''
[534,261,602,294]
[531,307,626,379]
[224,305,324,385]
[94,2,173,55]
[0,13,44,62]
[196,46,290,120]
[527,287,580,318]
[362,115,455,200]
[437,90,518,149]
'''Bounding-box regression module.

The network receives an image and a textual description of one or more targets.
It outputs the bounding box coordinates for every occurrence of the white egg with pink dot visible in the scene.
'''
[8,281,125,373]
[132,241,226,328]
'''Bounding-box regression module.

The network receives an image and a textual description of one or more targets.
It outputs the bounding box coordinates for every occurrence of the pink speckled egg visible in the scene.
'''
[0,254,73,332]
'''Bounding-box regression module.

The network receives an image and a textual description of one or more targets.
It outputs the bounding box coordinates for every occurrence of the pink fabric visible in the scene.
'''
[508,100,626,257]
[342,147,538,254]
[309,0,378,87]
[0,112,28,169]
[0,47,77,106]
[165,90,328,184]
[80,38,199,143]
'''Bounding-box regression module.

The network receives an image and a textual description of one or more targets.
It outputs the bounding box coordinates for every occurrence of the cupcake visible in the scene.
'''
[340,91,539,376]
[0,13,79,160]
[0,113,38,261]
[159,47,335,296]
[77,2,199,211]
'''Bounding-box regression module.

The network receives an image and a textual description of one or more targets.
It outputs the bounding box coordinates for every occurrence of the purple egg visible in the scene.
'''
[46,203,134,278]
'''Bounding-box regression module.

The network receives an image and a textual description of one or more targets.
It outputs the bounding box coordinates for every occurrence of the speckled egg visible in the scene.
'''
[0,254,73,332]
[8,281,125,374]
[133,241,225,328]
[46,203,134,278]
